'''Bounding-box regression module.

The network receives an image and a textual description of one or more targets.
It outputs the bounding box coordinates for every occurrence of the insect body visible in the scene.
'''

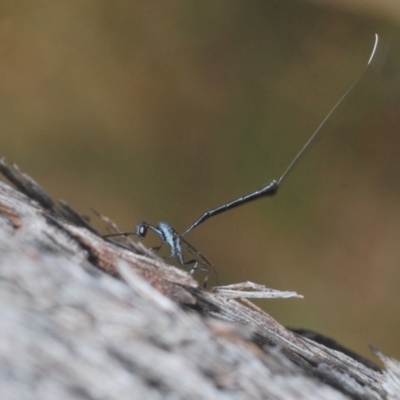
[136,221,206,274]
[104,221,219,284]
[104,34,382,284]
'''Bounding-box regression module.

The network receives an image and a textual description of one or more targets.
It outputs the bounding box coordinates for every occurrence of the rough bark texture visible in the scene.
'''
[0,158,399,400]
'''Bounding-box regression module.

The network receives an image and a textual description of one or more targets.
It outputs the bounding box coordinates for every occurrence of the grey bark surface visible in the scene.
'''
[0,158,399,400]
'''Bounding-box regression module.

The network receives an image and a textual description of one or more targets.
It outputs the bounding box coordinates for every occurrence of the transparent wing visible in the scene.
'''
[179,235,221,285]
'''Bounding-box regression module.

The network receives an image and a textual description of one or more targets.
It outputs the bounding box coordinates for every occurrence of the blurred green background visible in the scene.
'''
[1,0,400,361]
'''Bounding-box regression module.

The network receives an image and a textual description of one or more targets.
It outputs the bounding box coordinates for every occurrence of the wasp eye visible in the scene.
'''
[135,222,148,239]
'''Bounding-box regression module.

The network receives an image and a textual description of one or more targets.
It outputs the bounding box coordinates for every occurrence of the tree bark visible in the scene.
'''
[0,158,399,400]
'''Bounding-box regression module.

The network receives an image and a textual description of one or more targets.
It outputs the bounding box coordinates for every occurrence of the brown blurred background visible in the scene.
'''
[1,1,400,361]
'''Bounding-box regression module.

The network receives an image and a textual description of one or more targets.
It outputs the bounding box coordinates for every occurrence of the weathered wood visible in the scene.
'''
[0,158,399,400]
